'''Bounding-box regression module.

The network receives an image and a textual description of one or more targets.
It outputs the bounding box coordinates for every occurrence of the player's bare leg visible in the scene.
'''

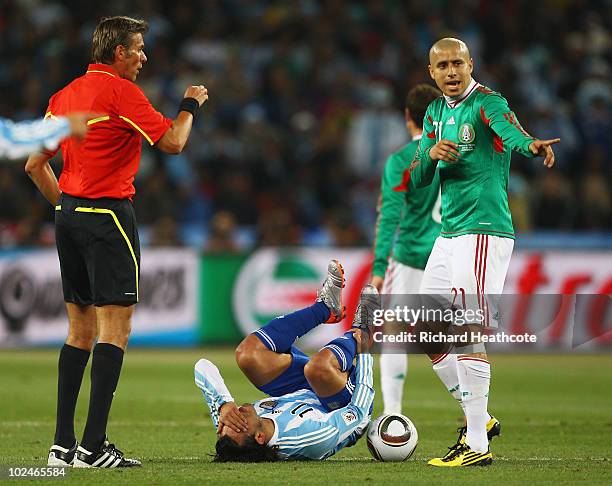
[65,303,98,351]
[307,286,380,409]
[235,334,292,387]
[95,304,134,350]
[304,348,348,397]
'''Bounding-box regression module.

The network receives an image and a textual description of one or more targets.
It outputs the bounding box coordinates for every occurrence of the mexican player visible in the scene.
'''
[370,84,442,414]
[410,38,559,467]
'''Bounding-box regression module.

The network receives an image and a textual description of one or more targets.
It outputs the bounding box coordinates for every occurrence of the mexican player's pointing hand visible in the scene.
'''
[429,139,460,162]
[529,138,560,168]
[184,85,209,106]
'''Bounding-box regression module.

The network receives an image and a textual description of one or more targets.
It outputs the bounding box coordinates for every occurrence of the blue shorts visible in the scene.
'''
[257,346,357,412]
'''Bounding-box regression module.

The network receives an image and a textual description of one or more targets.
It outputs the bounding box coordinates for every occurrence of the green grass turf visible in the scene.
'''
[0,349,611,485]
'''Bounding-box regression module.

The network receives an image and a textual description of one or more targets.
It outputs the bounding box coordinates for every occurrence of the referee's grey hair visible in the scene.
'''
[91,16,148,64]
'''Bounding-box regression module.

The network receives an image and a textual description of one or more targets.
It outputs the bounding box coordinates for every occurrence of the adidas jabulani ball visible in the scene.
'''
[366,413,418,462]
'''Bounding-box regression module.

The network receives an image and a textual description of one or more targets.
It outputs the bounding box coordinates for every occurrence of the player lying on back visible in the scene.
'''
[194,261,380,461]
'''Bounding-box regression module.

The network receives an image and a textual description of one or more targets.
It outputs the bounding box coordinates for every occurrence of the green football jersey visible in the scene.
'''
[410,80,536,239]
[373,136,442,277]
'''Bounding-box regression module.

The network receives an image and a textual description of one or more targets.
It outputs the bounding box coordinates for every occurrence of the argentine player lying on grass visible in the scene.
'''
[194,260,380,461]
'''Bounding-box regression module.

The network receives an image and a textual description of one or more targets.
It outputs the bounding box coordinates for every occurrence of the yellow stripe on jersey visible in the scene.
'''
[87,115,110,126]
[119,115,154,145]
[86,70,116,78]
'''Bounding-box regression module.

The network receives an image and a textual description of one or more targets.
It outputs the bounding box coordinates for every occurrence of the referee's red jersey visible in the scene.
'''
[44,64,172,200]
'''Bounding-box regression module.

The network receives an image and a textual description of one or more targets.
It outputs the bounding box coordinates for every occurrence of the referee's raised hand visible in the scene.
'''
[184,85,209,106]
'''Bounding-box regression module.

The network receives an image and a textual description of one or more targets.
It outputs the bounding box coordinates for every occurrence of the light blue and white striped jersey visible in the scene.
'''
[194,358,235,428]
[0,116,70,160]
[194,354,375,461]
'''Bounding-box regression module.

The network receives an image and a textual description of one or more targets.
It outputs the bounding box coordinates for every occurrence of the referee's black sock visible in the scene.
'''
[81,343,124,453]
[54,344,90,448]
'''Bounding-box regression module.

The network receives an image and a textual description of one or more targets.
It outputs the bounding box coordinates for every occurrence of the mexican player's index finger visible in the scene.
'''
[543,144,555,168]
[542,138,561,146]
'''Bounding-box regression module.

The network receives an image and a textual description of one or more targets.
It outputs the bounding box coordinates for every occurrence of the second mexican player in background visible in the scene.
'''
[370,84,442,415]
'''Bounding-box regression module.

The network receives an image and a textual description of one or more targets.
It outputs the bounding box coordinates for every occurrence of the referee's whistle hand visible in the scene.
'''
[184,85,209,107]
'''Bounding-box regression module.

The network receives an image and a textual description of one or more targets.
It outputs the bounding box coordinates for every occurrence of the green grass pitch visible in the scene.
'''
[1,349,610,485]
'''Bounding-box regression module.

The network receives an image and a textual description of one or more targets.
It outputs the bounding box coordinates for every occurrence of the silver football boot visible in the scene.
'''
[316,259,346,323]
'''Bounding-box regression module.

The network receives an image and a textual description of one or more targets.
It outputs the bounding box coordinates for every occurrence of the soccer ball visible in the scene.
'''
[366,413,418,462]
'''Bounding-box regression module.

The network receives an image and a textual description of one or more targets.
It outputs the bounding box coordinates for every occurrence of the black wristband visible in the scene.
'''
[179,97,199,117]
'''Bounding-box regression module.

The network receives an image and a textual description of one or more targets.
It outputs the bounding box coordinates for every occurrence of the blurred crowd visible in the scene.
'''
[0,0,610,250]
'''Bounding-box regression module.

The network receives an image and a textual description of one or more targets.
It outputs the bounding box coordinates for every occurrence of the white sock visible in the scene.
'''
[457,356,491,453]
[431,350,465,413]
[380,353,407,414]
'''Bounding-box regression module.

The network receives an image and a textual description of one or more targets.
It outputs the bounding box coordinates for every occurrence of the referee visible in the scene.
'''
[25,16,208,468]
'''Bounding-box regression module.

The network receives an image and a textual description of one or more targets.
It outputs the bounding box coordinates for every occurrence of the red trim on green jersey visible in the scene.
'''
[480,106,504,153]
[476,85,494,95]
[392,169,411,193]
[445,81,479,109]
[493,134,504,153]
[503,112,532,137]
[480,106,490,125]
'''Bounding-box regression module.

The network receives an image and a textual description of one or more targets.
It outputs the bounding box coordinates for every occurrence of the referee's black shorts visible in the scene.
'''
[55,193,141,306]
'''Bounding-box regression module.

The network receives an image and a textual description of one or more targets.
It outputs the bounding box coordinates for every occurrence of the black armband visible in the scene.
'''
[178,97,199,117]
